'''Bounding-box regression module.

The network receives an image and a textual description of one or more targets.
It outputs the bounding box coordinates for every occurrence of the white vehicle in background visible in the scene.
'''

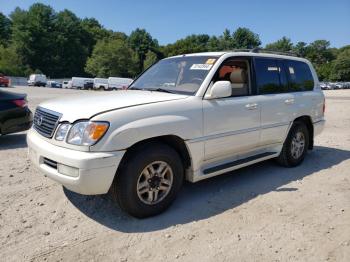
[108,77,133,90]
[28,74,47,87]
[62,80,72,89]
[71,77,93,89]
[94,78,109,90]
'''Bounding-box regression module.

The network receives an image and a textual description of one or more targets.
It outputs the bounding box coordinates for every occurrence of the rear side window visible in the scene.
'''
[285,60,314,91]
[255,58,288,94]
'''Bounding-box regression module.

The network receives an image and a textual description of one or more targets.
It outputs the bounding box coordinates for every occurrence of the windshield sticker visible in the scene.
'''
[190,64,213,70]
[205,59,216,64]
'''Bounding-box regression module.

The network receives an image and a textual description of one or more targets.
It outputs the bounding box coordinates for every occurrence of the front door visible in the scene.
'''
[203,57,261,161]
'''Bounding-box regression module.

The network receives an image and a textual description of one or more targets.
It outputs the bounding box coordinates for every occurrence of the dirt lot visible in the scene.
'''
[0,86,349,262]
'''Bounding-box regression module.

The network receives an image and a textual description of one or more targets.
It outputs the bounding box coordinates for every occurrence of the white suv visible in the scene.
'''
[27,50,325,218]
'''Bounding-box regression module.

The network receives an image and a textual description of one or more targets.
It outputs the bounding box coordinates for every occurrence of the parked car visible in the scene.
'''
[320,82,327,90]
[47,81,62,88]
[62,80,72,89]
[335,82,345,89]
[28,74,47,87]
[0,90,33,135]
[94,78,109,90]
[0,73,10,87]
[83,80,94,90]
[71,77,94,89]
[108,77,133,90]
[27,50,325,218]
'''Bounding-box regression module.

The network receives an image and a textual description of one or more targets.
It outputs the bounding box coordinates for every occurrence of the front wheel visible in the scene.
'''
[277,121,309,167]
[110,143,184,218]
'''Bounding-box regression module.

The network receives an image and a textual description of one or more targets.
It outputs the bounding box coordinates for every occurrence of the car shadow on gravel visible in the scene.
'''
[64,145,350,232]
[0,133,27,150]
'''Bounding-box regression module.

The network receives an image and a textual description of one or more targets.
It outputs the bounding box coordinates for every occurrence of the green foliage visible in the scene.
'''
[10,4,58,77]
[128,28,159,72]
[143,51,158,70]
[0,45,28,76]
[316,62,333,81]
[330,49,350,81]
[218,29,234,50]
[85,38,138,78]
[265,37,293,52]
[306,40,335,66]
[163,34,210,56]
[0,3,349,81]
[0,13,12,46]
[52,9,91,77]
[293,42,308,57]
[232,27,261,49]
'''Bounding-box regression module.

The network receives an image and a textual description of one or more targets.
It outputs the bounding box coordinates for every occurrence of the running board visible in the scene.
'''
[203,152,277,175]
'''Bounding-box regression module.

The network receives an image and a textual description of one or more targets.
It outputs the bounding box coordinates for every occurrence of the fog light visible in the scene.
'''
[57,163,79,177]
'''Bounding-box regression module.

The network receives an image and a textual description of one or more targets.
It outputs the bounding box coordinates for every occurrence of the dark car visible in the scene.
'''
[0,74,10,87]
[0,90,33,135]
[48,81,62,88]
[83,80,94,90]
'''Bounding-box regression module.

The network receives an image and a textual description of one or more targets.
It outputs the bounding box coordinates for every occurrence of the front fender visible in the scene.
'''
[93,115,201,151]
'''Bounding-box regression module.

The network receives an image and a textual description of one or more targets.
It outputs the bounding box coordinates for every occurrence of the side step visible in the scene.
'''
[203,152,276,175]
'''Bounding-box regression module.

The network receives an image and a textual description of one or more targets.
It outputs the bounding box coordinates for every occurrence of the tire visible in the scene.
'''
[110,143,184,218]
[277,121,309,167]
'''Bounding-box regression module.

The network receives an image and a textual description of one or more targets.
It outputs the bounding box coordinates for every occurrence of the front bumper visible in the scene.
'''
[27,129,125,195]
[1,107,33,135]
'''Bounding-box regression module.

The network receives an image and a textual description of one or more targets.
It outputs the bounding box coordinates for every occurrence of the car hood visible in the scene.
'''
[38,90,189,122]
[0,90,26,101]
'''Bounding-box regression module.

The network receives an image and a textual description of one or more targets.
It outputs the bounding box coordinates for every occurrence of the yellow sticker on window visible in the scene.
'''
[206,59,216,64]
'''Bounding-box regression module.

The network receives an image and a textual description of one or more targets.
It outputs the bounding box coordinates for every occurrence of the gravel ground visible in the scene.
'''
[0,86,349,262]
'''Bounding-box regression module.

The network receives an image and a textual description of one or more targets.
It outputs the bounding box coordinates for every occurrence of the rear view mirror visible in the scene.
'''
[206,81,231,99]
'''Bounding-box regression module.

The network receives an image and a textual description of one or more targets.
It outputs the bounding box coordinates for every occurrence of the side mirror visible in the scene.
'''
[206,81,232,99]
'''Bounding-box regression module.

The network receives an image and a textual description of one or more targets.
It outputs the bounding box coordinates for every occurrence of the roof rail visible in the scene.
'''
[230,48,300,57]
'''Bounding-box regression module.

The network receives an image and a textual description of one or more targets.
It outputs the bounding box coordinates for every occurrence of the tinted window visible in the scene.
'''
[285,60,314,91]
[255,58,287,94]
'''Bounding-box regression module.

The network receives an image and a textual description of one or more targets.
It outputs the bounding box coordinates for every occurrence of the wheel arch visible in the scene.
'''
[293,115,314,150]
[116,135,192,176]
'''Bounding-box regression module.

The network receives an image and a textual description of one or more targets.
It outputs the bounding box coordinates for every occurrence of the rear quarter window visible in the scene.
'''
[285,60,314,91]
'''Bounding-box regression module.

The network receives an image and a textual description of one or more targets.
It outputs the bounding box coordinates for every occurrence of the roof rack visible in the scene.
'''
[231,48,300,57]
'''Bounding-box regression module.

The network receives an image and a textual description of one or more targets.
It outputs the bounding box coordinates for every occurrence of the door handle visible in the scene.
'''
[284,98,295,105]
[245,103,258,110]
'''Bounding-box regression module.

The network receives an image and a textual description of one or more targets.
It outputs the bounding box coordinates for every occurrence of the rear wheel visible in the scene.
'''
[110,143,184,218]
[277,121,309,167]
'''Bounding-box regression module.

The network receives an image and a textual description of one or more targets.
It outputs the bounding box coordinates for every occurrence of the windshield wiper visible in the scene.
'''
[128,86,142,90]
[129,87,176,94]
[148,88,176,94]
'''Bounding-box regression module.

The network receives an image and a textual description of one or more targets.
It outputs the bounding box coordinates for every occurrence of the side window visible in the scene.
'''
[213,59,250,97]
[255,58,287,94]
[285,60,314,91]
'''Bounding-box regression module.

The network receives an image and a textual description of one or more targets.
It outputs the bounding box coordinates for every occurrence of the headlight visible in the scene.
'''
[55,123,71,141]
[66,121,109,146]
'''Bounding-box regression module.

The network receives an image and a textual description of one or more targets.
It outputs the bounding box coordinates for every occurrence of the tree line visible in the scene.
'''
[0,3,349,81]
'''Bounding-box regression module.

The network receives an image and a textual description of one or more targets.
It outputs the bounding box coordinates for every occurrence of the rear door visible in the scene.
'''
[254,57,295,146]
[284,59,323,122]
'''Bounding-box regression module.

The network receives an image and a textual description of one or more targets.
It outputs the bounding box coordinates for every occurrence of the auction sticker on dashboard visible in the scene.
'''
[190,64,213,70]
[205,58,216,64]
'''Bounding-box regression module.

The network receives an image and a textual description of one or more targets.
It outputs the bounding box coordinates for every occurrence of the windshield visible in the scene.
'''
[129,56,218,95]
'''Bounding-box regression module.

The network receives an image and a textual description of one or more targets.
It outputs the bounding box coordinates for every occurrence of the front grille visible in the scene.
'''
[33,107,61,138]
[43,158,57,169]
